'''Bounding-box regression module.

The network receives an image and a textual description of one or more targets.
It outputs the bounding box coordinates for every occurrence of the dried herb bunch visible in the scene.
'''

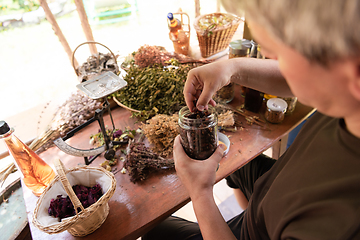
[113,59,192,120]
[122,45,211,69]
[141,114,179,157]
[124,141,174,183]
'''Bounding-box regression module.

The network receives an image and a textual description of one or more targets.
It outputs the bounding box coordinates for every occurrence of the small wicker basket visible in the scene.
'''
[194,13,242,58]
[72,41,120,82]
[32,159,116,237]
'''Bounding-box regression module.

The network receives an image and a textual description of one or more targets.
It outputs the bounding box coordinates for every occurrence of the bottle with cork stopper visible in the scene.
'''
[0,120,55,196]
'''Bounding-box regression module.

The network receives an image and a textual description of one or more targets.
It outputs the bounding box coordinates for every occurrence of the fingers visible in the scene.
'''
[196,84,217,111]
[183,87,197,112]
[173,135,187,165]
[208,144,227,164]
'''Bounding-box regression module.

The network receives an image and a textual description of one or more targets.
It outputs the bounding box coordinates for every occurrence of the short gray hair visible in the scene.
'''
[243,0,360,64]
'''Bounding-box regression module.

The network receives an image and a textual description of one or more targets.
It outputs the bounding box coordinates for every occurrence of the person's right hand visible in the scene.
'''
[184,60,234,112]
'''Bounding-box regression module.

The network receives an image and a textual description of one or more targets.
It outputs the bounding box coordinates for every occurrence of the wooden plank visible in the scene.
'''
[195,0,200,17]
[39,0,79,69]
[217,0,221,12]
[272,134,289,160]
[74,0,98,55]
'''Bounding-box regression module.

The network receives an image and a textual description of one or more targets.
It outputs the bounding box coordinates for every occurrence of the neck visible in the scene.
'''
[344,113,360,138]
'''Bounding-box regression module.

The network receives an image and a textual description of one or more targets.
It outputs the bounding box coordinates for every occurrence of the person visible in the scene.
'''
[142,0,360,239]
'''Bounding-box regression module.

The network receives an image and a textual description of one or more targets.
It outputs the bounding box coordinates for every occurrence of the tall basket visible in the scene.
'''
[194,13,242,58]
[72,41,120,82]
[32,159,116,236]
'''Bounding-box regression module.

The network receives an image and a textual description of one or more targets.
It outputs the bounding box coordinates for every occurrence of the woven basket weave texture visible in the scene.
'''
[32,159,116,237]
[194,13,241,58]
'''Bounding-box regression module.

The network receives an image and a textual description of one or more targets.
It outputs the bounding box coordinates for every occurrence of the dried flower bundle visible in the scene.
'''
[141,114,179,157]
[124,141,174,183]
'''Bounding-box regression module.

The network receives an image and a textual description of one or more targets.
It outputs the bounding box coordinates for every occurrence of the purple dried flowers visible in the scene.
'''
[48,184,103,221]
[113,129,123,138]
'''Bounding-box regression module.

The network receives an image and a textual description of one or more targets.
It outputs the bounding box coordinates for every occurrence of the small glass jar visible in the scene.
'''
[214,82,235,104]
[265,98,288,123]
[250,40,263,59]
[214,39,251,103]
[281,97,298,114]
[229,39,251,58]
[178,106,218,160]
[244,88,264,113]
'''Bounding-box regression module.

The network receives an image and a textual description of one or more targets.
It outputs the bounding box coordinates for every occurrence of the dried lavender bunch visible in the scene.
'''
[124,141,174,183]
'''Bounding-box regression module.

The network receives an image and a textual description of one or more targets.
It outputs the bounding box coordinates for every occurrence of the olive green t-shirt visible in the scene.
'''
[242,112,360,239]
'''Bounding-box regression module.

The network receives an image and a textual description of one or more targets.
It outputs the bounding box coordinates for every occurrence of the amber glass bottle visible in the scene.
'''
[167,12,182,40]
[0,121,55,196]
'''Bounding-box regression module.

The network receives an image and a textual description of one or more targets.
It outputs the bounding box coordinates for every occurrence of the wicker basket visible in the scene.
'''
[72,41,120,82]
[194,13,242,58]
[113,96,141,113]
[32,159,116,236]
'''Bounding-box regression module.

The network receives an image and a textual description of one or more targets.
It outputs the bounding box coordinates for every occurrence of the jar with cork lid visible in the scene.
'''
[265,98,288,123]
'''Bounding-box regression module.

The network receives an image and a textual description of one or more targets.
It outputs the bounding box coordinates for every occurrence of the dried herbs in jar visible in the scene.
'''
[265,98,288,123]
[178,106,218,160]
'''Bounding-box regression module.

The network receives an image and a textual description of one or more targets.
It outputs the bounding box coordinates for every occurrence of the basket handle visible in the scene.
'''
[71,41,118,76]
[54,159,85,215]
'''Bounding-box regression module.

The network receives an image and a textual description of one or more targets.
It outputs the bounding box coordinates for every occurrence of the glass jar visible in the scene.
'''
[214,82,235,104]
[281,97,298,114]
[178,106,218,160]
[214,39,251,103]
[244,88,264,113]
[250,40,263,59]
[229,39,251,58]
[265,98,288,123]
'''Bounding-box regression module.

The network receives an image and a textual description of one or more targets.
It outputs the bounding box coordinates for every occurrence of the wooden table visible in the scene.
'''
[21,90,315,240]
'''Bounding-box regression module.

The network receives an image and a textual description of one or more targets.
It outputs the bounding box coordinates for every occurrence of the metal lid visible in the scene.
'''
[0,121,10,135]
[229,39,251,56]
[266,98,288,112]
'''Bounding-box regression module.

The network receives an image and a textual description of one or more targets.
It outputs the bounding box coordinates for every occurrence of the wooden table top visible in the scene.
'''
[22,90,315,240]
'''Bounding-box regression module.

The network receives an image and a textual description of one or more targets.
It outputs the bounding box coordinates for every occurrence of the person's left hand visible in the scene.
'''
[173,135,226,200]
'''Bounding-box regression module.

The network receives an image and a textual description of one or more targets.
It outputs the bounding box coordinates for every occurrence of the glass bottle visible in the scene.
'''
[167,12,182,41]
[244,88,264,113]
[244,40,264,113]
[0,121,55,196]
[178,106,218,160]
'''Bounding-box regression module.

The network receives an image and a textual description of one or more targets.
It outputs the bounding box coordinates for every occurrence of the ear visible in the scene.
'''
[347,58,360,101]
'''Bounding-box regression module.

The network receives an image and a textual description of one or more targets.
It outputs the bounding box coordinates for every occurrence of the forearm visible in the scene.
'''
[227,57,294,97]
[191,191,238,240]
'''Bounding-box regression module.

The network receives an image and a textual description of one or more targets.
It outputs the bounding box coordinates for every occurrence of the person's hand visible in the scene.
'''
[173,135,227,200]
[184,61,233,112]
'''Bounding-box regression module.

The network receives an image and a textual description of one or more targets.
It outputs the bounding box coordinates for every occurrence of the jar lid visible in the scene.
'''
[266,98,288,112]
[229,39,251,56]
[0,121,10,135]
